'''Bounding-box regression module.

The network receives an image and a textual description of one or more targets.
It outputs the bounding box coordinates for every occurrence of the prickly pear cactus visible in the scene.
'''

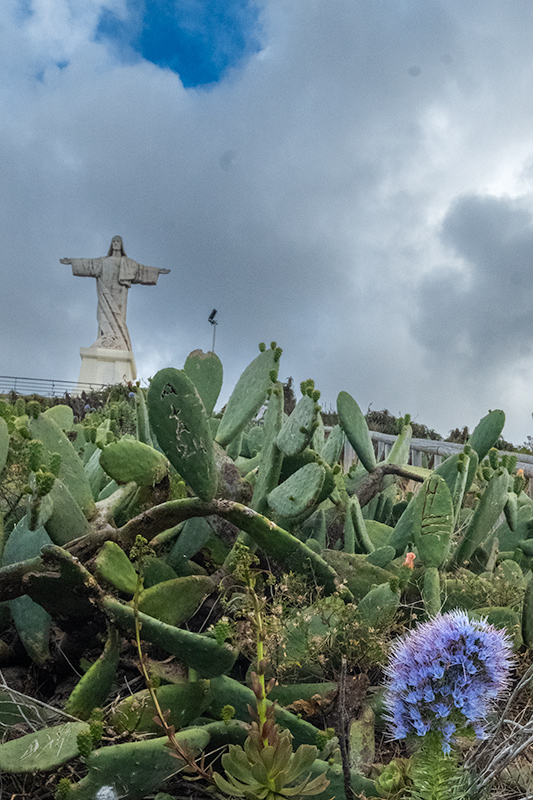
[0,343,530,800]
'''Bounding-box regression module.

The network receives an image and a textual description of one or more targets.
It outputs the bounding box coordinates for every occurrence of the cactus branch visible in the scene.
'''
[355,464,424,508]
[0,557,46,601]
[116,498,345,597]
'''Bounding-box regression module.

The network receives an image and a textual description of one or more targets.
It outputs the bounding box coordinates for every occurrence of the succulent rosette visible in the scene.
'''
[384,610,513,754]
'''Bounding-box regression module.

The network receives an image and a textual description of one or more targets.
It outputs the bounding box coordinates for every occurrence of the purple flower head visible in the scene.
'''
[383,610,513,752]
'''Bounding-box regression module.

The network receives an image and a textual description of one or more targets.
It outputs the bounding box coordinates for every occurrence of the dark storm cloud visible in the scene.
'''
[414,196,533,370]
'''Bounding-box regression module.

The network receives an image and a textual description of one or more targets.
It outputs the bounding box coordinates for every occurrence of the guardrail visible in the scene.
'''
[0,375,106,397]
[341,430,533,493]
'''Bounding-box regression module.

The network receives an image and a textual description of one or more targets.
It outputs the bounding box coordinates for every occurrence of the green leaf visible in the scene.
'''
[28,413,95,517]
[64,627,120,719]
[69,730,209,799]
[320,424,345,467]
[468,409,506,461]
[214,772,248,796]
[2,516,52,663]
[276,395,316,457]
[251,382,284,515]
[251,760,269,785]
[43,404,74,431]
[94,540,138,595]
[224,745,257,783]
[100,439,169,486]
[286,744,318,782]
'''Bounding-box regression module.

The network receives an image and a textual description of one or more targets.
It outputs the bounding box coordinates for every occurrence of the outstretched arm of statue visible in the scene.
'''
[61,257,101,278]
[130,263,171,285]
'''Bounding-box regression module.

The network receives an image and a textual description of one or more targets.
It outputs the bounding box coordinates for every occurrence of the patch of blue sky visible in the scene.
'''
[96,0,262,87]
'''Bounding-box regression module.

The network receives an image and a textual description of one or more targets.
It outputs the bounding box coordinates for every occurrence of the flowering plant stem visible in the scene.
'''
[409,731,459,800]
[234,542,270,746]
[130,535,212,781]
[250,582,269,746]
[384,611,513,800]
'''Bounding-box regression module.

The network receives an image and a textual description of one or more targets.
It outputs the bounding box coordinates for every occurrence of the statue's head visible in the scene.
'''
[107,235,126,257]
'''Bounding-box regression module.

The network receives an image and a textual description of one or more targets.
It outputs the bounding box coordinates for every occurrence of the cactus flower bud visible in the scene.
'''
[28,440,44,472]
[221,704,236,721]
[55,778,73,799]
[27,401,40,419]
[35,470,55,497]
[89,718,104,743]
[514,470,526,495]
[507,455,517,474]
[15,398,26,417]
[488,448,499,470]
[76,729,94,758]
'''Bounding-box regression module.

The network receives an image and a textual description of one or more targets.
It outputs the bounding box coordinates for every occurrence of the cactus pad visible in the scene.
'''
[100,439,169,486]
[148,368,217,501]
[183,349,223,417]
[276,395,317,457]
[215,348,279,446]
[28,413,95,518]
[109,680,211,734]
[103,597,236,677]
[267,462,326,519]
[337,391,377,473]
[0,722,90,773]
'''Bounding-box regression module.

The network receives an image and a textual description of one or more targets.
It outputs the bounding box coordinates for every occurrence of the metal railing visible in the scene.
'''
[0,375,106,397]
[341,430,533,493]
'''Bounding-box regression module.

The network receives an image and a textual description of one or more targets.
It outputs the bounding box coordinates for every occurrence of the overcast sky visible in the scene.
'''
[3,1,533,445]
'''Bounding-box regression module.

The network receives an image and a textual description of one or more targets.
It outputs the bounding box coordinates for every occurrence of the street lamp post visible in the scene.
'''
[208,309,218,352]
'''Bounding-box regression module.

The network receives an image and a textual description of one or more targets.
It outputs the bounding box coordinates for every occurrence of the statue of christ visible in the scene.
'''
[60,235,170,351]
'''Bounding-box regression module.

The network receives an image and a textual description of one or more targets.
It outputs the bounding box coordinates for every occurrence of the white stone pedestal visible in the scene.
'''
[77,347,137,391]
